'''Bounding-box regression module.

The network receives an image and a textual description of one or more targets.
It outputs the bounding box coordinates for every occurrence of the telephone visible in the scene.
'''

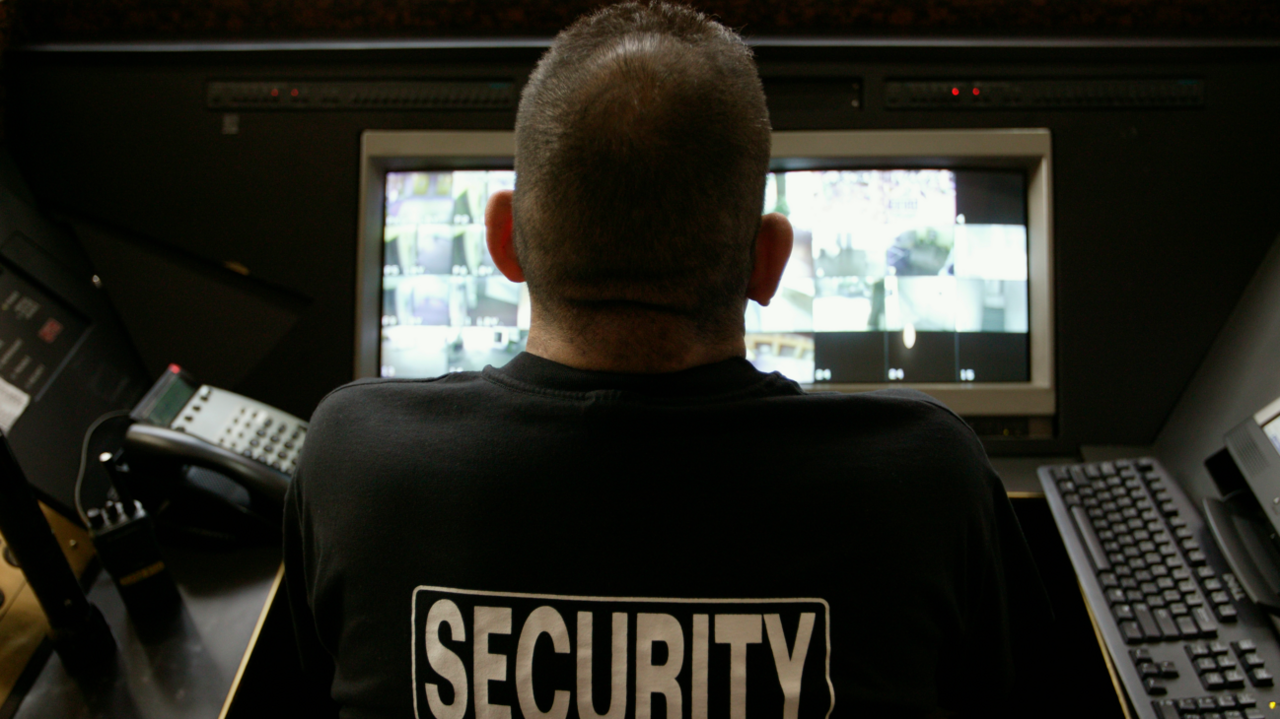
[123,364,304,510]
[89,364,308,545]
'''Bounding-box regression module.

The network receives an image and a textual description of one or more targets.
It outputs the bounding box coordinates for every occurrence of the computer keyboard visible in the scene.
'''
[1040,458,1280,719]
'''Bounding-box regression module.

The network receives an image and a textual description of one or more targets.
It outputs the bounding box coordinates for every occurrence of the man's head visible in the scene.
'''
[486,2,792,369]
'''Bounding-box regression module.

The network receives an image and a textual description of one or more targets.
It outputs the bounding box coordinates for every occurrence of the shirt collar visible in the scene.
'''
[486,351,780,398]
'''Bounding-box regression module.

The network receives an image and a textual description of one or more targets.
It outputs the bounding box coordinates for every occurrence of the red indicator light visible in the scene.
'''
[167,363,182,374]
[291,88,299,97]
[270,88,279,97]
[951,87,960,96]
[973,88,980,96]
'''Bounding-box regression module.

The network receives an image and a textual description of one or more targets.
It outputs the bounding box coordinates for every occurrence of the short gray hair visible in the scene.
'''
[513,2,771,339]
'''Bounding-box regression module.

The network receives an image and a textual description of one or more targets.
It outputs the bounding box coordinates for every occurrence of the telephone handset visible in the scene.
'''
[122,364,305,509]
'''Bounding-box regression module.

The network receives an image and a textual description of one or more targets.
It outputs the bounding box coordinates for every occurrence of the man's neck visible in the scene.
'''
[523,312,747,374]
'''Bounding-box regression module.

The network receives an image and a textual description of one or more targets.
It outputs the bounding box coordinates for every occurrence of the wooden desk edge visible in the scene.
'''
[218,562,284,719]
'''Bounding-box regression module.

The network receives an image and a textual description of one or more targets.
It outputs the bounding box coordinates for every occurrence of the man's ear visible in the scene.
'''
[746,213,793,306]
[485,189,524,283]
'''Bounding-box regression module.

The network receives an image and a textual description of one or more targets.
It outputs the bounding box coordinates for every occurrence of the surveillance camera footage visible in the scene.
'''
[746,169,1029,385]
[380,170,528,378]
[380,168,1030,386]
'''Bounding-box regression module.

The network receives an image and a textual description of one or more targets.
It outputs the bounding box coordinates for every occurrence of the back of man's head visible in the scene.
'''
[513,2,771,342]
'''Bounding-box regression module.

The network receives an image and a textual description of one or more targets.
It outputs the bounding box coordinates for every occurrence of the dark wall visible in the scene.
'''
[3,40,1278,456]
[10,0,1280,40]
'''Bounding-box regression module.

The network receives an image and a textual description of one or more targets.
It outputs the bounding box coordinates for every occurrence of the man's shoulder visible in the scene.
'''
[313,372,482,410]
[796,387,996,488]
[305,372,500,440]
[798,386,975,436]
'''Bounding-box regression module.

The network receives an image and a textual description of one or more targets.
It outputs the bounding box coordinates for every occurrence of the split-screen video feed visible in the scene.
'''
[380,170,528,378]
[380,168,1030,386]
[745,169,1029,385]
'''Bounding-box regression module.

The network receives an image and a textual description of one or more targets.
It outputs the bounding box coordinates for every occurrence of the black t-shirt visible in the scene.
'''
[284,353,1049,719]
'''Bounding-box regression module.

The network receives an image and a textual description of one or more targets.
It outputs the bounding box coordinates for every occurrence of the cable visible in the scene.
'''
[74,410,132,527]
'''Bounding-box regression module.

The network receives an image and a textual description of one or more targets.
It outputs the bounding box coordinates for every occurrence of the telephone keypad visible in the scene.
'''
[174,386,306,477]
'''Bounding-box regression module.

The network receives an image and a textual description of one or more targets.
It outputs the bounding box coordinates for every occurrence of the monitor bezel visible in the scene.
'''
[356,128,1054,417]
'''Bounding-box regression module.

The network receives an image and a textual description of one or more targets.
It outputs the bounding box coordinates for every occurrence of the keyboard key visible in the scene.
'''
[1211,591,1232,604]
[1179,697,1202,711]
[1211,641,1231,655]
[1121,620,1144,643]
[1224,669,1247,688]
[1152,699,1180,719]
[1154,608,1179,637]
[1248,668,1273,686]
[1203,672,1227,690]
[1199,697,1220,710]
[1242,653,1264,668]
[1215,603,1238,622]
[1176,615,1199,637]
[1218,694,1239,708]
[1114,604,1135,620]
[1188,550,1208,565]
[1143,677,1167,695]
[1131,647,1154,664]
[1171,602,1189,615]
[1198,657,1221,673]
[1233,639,1257,654]
[1245,710,1265,719]
[1218,655,1240,669]
[1203,577,1223,591]
[1134,604,1162,639]
[1193,607,1219,637]
[1071,506,1112,572]
[1237,693,1257,707]
[1159,660,1178,678]
[1140,663,1162,678]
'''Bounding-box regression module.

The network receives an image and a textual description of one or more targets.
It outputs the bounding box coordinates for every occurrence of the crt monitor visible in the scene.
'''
[355,129,1053,417]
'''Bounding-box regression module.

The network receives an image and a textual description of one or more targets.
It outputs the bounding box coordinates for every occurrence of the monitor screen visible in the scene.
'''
[377,167,1029,386]
[749,168,1027,385]
[380,169,524,378]
[357,129,1054,417]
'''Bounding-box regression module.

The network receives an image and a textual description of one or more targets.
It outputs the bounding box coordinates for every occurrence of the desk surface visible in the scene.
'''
[9,542,279,719]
